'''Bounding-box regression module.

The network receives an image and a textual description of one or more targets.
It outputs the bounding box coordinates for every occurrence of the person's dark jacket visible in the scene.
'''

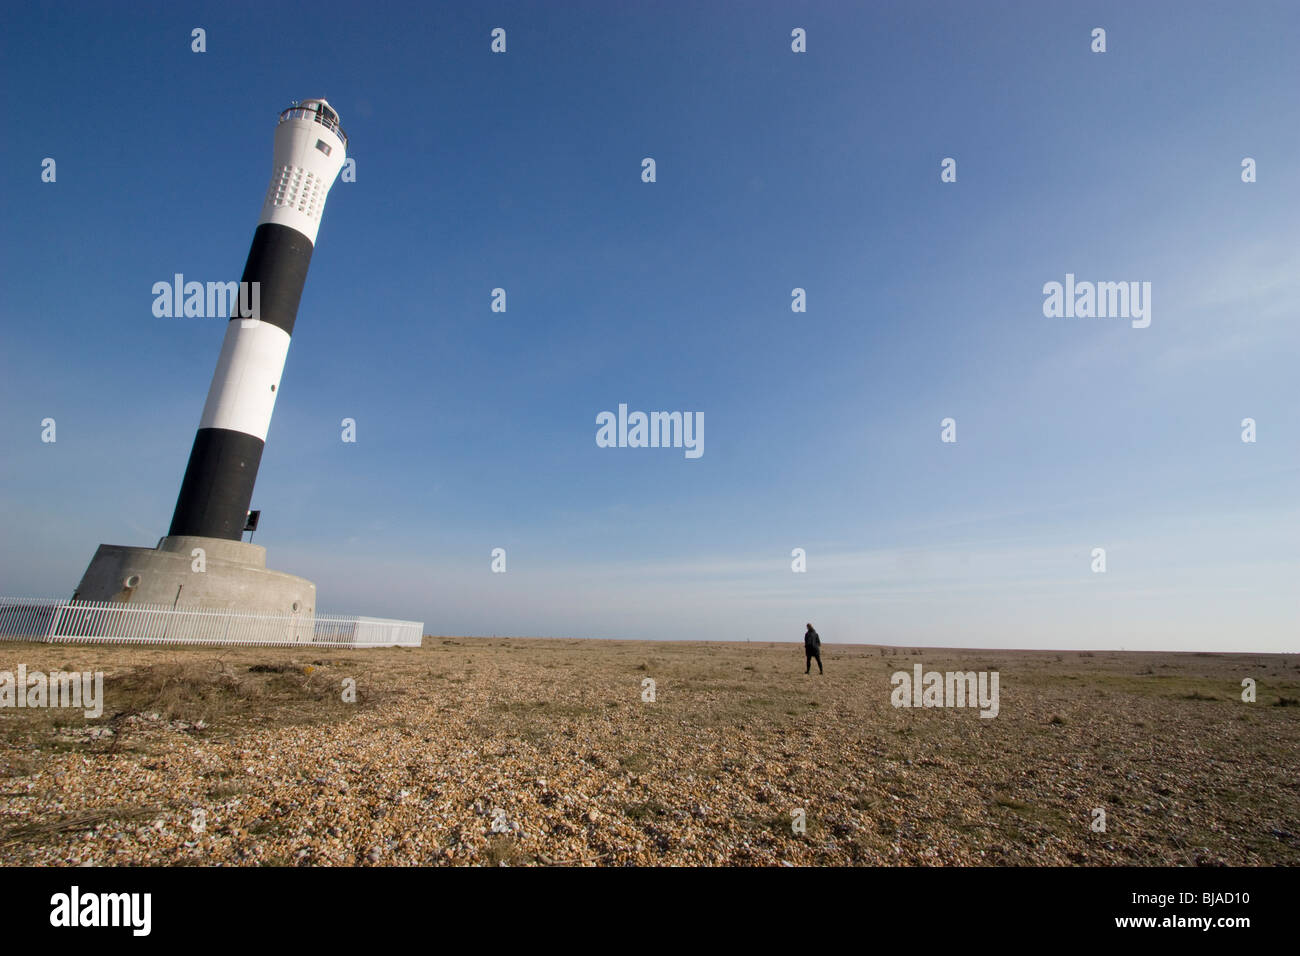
[804,627,821,650]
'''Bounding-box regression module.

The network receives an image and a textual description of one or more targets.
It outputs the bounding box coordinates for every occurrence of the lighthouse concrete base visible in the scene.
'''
[72,535,316,617]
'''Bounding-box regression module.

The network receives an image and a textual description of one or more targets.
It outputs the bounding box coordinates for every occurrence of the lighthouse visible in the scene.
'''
[72,99,348,619]
[171,99,347,540]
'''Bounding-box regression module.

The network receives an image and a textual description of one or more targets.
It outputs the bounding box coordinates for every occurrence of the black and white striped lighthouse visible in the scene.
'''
[169,98,348,541]
[73,98,348,616]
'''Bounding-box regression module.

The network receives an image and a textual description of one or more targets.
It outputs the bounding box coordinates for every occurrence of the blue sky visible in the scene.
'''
[3,1,1298,650]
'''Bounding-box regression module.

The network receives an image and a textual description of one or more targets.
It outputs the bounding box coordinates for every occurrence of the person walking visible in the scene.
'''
[803,622,823,674]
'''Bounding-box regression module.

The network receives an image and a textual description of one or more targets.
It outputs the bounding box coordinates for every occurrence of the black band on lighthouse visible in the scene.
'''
[168,427,266,540]
[237,222,315,335]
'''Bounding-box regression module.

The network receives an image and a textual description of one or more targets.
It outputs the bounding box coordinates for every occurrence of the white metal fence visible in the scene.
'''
[0,598,424,648]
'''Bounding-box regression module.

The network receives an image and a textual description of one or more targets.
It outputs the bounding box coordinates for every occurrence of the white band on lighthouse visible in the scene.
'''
[258,105,347,245]
[198,319,293,442]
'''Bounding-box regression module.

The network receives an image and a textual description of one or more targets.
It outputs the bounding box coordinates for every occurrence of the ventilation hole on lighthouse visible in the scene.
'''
[270,383,276,391]
[124,574,142,589]
[292,601,301,613]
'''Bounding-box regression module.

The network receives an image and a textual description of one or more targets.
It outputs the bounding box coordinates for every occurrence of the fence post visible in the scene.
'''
[44,602,65,643]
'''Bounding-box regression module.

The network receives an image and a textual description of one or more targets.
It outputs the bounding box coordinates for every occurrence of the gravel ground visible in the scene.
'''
[0,638,1297,866]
